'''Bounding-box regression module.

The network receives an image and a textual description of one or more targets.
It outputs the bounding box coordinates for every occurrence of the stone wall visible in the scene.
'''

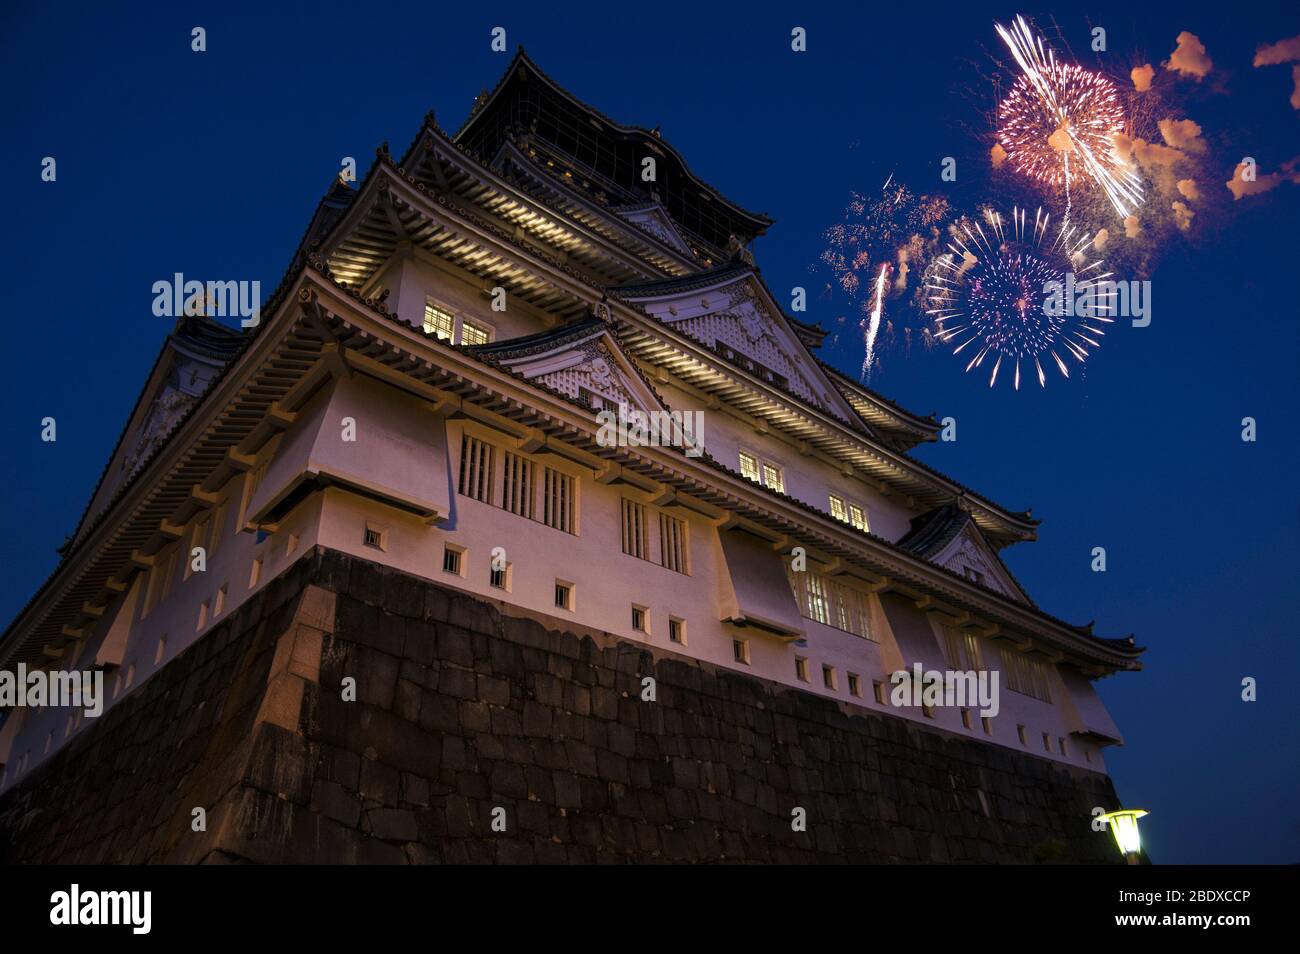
[0,547,1129,863]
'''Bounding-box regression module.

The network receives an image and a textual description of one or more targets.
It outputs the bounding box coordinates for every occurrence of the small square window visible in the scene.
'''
[733,638,750,665]
[873,680,886,705]
[795,656,809,682]
[631,605,647,632]
[822,665,836,690]
[848,505,867,531]
[555,581,573,610]
[848,673,861,697]
[249,556,263,588]
[363,526,385,551]
[155,636,168,665]
[286,532,300,556]
[668,617,685,645]
[1059,737,1068,756]
[982,716,992,735]
[442,545,463,576]
[197,600,209,631]
[961,708,973,730]
[213,584,227,617]
[1084,747,1092,764]
[1043,732,1052,752]
[1017,724,1027,745]
[829,495,847,522]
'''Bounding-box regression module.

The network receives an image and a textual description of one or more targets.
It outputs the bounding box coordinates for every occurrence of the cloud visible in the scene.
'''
[1225,156,1300,200]
[1165,32,1212,80]
[1131,64,1155,92]
[1158,118,1206,154]
[1093,228,1109,251]
[1171,201,1196,231]
[1123,216,1142,239]
[1292,65,1300,110]
[1253,35,1300,67]
[1113,133,1187,171]
[990,143,1007,168]
[1176,178,1201,201]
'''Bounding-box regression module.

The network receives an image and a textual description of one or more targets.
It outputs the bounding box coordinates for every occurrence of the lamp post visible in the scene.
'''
[1099,809,1148,865]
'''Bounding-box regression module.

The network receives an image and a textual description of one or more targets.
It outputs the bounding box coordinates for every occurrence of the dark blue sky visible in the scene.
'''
[3,1,1297,863]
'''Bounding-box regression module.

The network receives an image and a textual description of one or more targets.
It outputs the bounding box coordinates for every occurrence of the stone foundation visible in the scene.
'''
[0,547,1127,863]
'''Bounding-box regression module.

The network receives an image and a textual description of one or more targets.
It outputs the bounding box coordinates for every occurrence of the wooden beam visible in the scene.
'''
[190,484,221,508]
[158,520,185,540]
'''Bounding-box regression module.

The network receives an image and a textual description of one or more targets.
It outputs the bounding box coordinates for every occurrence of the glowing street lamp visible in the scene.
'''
[1099,809,1148,864]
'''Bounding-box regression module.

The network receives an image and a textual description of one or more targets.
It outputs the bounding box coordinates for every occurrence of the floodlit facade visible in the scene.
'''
[0,51,1142,797]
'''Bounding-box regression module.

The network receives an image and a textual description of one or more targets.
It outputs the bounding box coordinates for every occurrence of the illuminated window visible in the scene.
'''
[761,462,784,493]
[848,504,867,531]
[423,300,454,340]
[458,434,495,504]
[461,320,491,346]
[738,450,760,483]
[829,495,847,522]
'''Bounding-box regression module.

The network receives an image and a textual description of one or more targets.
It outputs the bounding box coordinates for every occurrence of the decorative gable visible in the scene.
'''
[621,271,858,423]
[612,202,696,257]
[935,525,1029,604]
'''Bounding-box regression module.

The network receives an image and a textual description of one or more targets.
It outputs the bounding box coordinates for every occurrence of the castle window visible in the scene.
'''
[822,665,837,690]
[961,708,973,730]
[501,452,535,518]
[848,673,861,697]
[658,512,688,574]
[1017,724,1027,745]
[668,617,685,645]
[795,656,809,682]
[620,498,647,559]
[848,504,867,531]
[442,545,464,577]
[423,300,454,340]
[458,434,495,504]
[631,605,647,632]
[1001,649,1053,702]
[1042,732,1052,752]
[738,450,760,483]
[363,525,385,551]
[214,584,227,617]
[555,580,573,611]
[982,716,993,735]
[874,680,886,705]
[1059,737,1068,756]
[761,462,784,494]
[489,563,510,591]
[461,319,491,346]
[249,556,263,588]
[542,467,575,534]
[155,636,168,665]
[732,638,750,665]
[829,495,847,522]
[197,600,209,631]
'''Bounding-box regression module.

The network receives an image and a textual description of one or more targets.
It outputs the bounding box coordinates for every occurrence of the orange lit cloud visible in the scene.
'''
[1158,118,1206,154]
[1176,178,1200,201]
[1165,32,1212,80]
[990,143,1007,168]
[1252,35,1300,67]
[1171,201,1195,231]
[1131,64,1155,92]
[1225,156,1300,200]
[1123,216,1142,239]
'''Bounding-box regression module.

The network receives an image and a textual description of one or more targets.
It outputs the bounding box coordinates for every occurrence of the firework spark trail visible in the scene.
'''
[861,263,890,380]
[995,15,1144,220]
[924,206,1115,389]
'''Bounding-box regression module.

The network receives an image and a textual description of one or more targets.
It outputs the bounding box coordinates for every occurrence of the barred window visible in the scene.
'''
[543,467,575,533]
[458,434,494,504]
[848,504,868,531]
[658,512,688,574]
[423,301,454,340]
[738,450,760,483]
[786,564,875,640]
[1001,649,1053,702]
[620,498,647,559]
[501,451,534,518]
[829,495,847,522]
[761,462,784,493]
[461,320,491,346]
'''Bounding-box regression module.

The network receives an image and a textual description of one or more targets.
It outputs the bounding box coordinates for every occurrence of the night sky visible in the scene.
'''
[3,1,1297,864]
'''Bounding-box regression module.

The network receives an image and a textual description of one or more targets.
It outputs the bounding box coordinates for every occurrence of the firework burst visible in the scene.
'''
[924,206,1114,389]
[995,15,1144,220]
